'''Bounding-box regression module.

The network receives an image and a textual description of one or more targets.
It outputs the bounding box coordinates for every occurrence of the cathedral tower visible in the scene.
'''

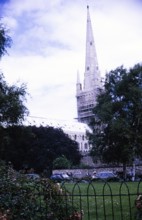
[76,5,101,125]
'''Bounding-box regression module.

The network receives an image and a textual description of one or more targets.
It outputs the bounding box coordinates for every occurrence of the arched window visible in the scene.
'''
[84,143,88,150]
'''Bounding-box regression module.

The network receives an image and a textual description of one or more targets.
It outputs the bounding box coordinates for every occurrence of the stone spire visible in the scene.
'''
[76,5,101,125]
[84,5,100,91]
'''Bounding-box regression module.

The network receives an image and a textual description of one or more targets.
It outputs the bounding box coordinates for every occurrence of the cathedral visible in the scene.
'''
[26,6,101,153]
[76,5,101,125]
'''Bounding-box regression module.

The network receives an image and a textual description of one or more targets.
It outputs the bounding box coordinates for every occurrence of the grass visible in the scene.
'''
[61,181,142,220]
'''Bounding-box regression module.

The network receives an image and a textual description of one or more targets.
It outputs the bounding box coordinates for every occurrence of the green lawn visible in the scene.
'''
[61,181,142,220]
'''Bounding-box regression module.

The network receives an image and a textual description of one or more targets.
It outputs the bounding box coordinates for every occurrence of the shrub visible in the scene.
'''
[0,161,76,220]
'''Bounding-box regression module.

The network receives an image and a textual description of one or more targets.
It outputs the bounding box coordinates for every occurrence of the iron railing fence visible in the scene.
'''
[1,178,142,220]
[59,180,142,220]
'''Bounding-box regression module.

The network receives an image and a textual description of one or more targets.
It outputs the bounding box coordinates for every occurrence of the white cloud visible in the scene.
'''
[0,0,142,120]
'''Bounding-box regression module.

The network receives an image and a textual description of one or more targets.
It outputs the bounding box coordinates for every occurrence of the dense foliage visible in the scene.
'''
[0,161,76,220]
[0,125,81,173]
[90,64,142,169]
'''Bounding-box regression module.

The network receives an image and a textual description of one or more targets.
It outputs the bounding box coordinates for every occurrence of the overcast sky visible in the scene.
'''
[0,0,142,121]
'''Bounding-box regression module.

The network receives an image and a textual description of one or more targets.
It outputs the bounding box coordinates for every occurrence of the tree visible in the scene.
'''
[53,155,71,169]
[0,73,29,125]
[90,64,142,179]
[0,22,12,59]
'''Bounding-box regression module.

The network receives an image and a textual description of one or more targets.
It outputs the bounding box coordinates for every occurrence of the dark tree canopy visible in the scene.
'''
[0,125,81,173]
[90,64,142,166]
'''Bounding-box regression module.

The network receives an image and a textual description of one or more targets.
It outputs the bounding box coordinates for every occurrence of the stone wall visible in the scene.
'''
[53,165,142,179]
[53,167,121,179]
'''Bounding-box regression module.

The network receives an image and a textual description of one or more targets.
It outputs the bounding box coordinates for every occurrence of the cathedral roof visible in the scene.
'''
[25,116,92,134]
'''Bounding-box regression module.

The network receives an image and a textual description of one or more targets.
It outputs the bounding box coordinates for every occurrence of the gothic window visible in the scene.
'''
[87,66,89,71]
[90,41,92,45]
[85,143,88,149]
[74,134,77,140]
